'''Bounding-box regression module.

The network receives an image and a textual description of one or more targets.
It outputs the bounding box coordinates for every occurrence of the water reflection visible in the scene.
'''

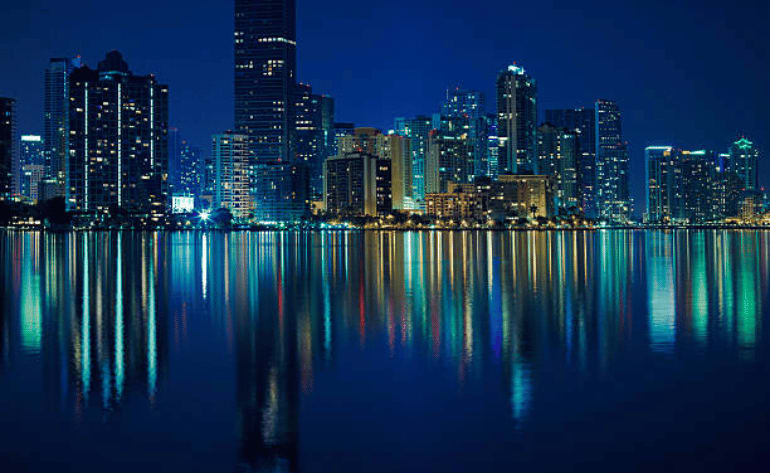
[0,230,769,471]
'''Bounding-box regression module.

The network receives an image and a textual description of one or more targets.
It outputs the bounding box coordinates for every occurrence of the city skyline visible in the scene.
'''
[0,1,767,216]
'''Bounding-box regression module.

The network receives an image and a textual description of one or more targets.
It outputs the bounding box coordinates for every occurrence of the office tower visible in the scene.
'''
[211,132,251,218]
[727,137,760,192]
[442,88,488,179]
[178,140,203,197]
[331,122,355,157]
[323,152,380,217]
[387,134,412,210]
[426,129,473,194]
[68,51,169,219]
[252,162,309,222]
[19,135,45,200]
[234,0,296,163]
[394,115,432,200]
[594,99,630,222]
[537,124,579,210]
[319,96,335,162]
[491,174,555,219]
[486,113,499,178]
[674,150,720,223]
[545,107,596,216]
[294,83,326,197]
[496,63,537,174]
[0,98,17,200]
[168,128,181,194]
[645,146,674,223]
[44,56,81,192]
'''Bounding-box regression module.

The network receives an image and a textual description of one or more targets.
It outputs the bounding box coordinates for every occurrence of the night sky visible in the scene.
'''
[1,0,767,213]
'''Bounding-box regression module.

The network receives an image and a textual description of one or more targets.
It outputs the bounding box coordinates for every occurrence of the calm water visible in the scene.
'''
[1,230,770,472]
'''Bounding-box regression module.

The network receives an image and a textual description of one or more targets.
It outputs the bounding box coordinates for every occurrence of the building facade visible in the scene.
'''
[67,51,169,220]
[496,64,537,174]
[0,98,17,200]
[537,124,579,210]
[727,137,759,192]
[44,56,81,194]
[426,129,473,194]
[594,99,630,222]
[394,115,432,201]
[323,152,379,217]
[210,132,251,218]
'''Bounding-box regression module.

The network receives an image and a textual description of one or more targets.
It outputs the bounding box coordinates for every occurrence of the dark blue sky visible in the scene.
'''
[1,0,767,212]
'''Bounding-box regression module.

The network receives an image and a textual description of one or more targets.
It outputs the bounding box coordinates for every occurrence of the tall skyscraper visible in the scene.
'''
[19,135,45,201]
[727,137,760,192]
[67,51,169,219]
[44,56,81,192]
[645,146,675,223]
[426,129,473,194]
[294,83,330,198]
[178,140,203,197]
[594,99,631,222]
[0,98,17,200]
[323,152,380,217]
[441,88,488,179]
[234,0,297,163]
[394,116,432,201]
[537,124,579,210]
[496,64,537,174]
[211,132,251,218]
[545,107,596,216]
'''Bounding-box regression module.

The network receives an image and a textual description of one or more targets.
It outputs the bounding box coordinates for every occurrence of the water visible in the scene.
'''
[1,230,769,472]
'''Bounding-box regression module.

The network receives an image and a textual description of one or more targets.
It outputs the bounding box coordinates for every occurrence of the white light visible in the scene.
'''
[199,211,211,222]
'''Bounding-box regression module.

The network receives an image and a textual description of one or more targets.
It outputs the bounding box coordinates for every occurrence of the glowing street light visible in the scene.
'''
[199,211,211,222]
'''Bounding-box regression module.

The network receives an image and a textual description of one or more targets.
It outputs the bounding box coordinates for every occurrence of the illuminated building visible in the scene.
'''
[537,123,579,210]
[496,63,537,174]
[0,97,16,200]
[67,51,169,219]
[727,137,760,192]
[545,107,596,216]
[44,56,81,194]
[594,99,630,222]
[323,152,380,216]
[210,132,251,219]
[294,83,333,199]
[252,162,309,222]
[385,134,412,210]
[492,174,555,219]
[331,122,355,157]
[19,135,45,201]
[426,129,473,193]
[21,165,46,202]
[441,88,488,178]
[177,140,203,198]
[645,146,674,223]
[425,183,486,220]
[394,115,432,200]
[486,113,500,178]
[234,0,296,164]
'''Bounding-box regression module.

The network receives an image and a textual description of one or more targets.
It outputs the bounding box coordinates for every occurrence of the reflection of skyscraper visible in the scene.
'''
[496,64,537,174]
[645,233,676,352]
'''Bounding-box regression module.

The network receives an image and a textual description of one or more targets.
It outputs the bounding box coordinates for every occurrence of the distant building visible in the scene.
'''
[67,51,169,219]
[537,124,579,210]
[645,146,675,223]
[496,64,537,174]
[727,137,759,192]
[493,174,554,219]
[425,182,485,220]
[21,165,46,202]
[594,99,630,222]
[210,132,251,219]
[252,162,309,222]
[486,114,500,178]
[385,134,412,210]
[44,56,81,194]
[332,122,355,157]
[19,135,45,201]
[394,116,432,201]
[545,107,596,216]
[426,129,473,194]
[0,97,17,200]
[294,83,327,198]
[178,140,203,198]
[442,88,488,178]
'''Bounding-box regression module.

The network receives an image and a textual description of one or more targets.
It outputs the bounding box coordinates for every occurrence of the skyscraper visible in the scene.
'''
[234,0,297,163]
[426,129,473,194]
[545,107,596,216]
[727,137,760,192]
[0,98,16,200]
[537,124,579,210]
[394,116,432,201]
[294,83,327,198]
[67,51,169,219]
[645,146,674,223]
[496,64,537,174]
[19,135,45,201]
[594,99,630,222]
[44,56,81,193]
[211,132,251,218]
[441,88,488,179]
[178,140,203,197]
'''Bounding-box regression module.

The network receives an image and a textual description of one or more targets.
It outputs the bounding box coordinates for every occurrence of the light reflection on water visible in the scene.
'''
[1,230,769,472]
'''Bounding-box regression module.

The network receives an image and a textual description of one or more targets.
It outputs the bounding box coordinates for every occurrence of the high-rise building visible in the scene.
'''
[426,129,473,194]
[19,135,45,201]
[211,132,251,218]
[67,51,169,219]
[323,152,379,217]
[537,124,579,210]
[594,99,631,222]
[727,137,760,192]
[496,64,537,174]
[44,56,81,193]
[294,83,326,197]
[178,140,203,197]
[234,0,296,163]
[485,113,499,178]
[20,134,44,167]
[442,88,488,179]
[385,134,411,210]
[545,107,596,216]
[0,98,17,200]
[394,116,432,201]
[645,146,674,223]
[252,162,309,222]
